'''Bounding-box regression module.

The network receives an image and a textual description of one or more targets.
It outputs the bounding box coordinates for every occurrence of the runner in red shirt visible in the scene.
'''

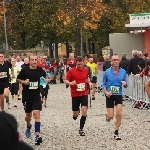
[37,55,49,70]
[65,56,92,136]
[65,53,76,88]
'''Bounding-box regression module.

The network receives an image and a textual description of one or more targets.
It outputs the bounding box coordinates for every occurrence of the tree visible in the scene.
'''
[58,0,106,55]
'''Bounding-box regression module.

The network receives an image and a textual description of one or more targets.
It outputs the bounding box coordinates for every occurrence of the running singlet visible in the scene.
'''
[86,62,97,77]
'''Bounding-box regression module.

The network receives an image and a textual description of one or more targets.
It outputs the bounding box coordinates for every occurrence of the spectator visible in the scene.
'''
[0,112,33,150]
[143,53,149,63]
[137,51,143,58]
[139,60,150,77]
[128,50,145,75]
[15,56,24,67]
[103,56,111,71]
[51,59,58,80]
[97,56,105,71]
[119,53,129,73]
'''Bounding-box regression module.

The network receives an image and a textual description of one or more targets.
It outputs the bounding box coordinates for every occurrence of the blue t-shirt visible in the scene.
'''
[101,67,127,95]
[40,72,50,86]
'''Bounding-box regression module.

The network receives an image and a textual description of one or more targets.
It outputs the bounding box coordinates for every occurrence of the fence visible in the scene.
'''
[96,70,150,109]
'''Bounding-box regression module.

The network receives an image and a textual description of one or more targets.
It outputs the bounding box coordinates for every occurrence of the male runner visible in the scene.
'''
[65,56,92,136]
[101,54,127,140]
[17,55,48,145]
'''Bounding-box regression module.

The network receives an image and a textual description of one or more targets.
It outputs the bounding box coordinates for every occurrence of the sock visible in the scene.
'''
[114,130,118,135]
[27,124,31,129]
[80,115,87,130]
[35,122,41,133]
[73,116,77,120]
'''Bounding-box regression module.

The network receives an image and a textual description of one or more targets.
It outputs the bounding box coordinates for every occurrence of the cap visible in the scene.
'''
[0,112,33,150]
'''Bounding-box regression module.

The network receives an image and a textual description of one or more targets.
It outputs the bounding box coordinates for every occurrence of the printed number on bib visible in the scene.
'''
[76,83,85,91]
[29,82,38,89]
[110,86,119,94]
[0,72,7,78]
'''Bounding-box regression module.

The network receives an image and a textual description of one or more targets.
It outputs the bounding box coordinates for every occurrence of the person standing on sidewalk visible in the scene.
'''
[101,54,127,140]
[17,55,48,145]
[65,56,92,136]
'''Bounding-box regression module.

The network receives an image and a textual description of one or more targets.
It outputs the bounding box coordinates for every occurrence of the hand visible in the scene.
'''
[0,72,2,77]
[121,81,126,87]
[105,91,112,98]
[70,80,76,85]
[89,82,93,89]
[23,79,29,85]
[44,79,49,83]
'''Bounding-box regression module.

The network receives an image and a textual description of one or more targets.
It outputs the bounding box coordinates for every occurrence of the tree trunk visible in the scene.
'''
[75,27,81,56]
[92,42,95,54]
[49,40,53,58]
[20,31,26,50]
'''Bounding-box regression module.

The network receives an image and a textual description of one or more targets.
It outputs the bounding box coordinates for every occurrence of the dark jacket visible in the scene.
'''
[103,61,111,71]
[119,58,130,73]
[128,55,145,75]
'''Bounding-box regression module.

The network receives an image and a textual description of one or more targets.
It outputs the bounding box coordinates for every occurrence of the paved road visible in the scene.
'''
[5,83,150,150]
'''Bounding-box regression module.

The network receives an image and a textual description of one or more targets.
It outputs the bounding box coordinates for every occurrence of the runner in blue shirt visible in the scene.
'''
[40,65,50,107]
[101,54,127,140]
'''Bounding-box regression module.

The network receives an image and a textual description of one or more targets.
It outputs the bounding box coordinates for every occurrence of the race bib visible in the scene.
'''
[110,86,120,94]
[0,72,7,78]
[76,83,85,91]
[42,85,46,88]
[29,82,38,89]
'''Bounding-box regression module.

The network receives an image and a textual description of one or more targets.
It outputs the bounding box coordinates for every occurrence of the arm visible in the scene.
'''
[65,70,76,86]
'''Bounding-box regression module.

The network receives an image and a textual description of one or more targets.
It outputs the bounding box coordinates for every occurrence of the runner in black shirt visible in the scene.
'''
[0,53,13,111]
[17,55,47,145]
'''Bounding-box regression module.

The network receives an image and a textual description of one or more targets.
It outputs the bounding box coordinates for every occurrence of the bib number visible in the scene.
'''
[0,72,7,78]
[110,86,119,94]
[29,82,38,89]
[76,83,85,91]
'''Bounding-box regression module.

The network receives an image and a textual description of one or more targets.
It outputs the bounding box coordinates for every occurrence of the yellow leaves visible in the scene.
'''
[57,9,71,25]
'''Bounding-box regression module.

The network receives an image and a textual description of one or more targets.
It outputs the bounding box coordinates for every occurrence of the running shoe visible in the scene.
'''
[114,134,121,140]
[79,129,85,136]
[44,104,46,107]
[25,124,32,138]
[35,136,42,145]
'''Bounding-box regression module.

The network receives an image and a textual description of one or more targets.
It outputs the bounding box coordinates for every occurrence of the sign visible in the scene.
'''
[130,13,150,24]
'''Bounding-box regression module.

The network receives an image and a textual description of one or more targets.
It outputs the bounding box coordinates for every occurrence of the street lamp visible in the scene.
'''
[3,0,10,51]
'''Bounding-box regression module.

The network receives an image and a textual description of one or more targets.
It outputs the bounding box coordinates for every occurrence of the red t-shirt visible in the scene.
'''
[66,59,76,72]
[66,67,89,97]
[37,61,49,69]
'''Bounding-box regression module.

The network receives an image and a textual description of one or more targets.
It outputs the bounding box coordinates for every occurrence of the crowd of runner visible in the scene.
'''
[0,50,150,149]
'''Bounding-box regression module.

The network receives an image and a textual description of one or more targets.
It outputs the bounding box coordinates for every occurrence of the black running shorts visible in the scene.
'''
[11,83,19,95]
[72,95,88,111]
[91,76,97,83]
[25,100,42,113]
[0,83,11,95]
[106,95,122,108]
